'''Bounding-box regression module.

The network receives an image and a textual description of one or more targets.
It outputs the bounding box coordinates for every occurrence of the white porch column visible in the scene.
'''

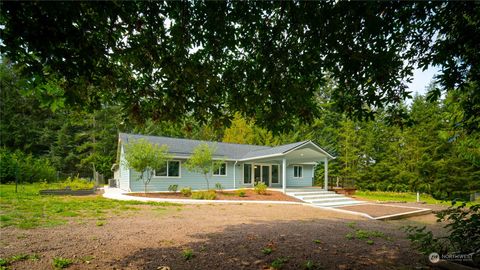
[324,157,328,191]
[282,158,287,193]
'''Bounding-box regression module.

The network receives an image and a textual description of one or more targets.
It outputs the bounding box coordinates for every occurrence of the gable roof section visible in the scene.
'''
[239,141,308,160]
[119,133,335,161]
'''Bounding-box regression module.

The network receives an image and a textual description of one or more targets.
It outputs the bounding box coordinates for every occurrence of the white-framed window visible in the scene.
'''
[243,164,252,184]
[213,162,227,176]
[293,165,303,178]
[155,161,181,178]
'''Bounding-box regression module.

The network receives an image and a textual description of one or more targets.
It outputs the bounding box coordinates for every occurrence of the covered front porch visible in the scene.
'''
[235,141,334,193]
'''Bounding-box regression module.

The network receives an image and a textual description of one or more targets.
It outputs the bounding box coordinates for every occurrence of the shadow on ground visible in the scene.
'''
[114,218,427,270]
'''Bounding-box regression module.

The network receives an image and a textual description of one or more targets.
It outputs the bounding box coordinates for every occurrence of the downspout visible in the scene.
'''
[233,161,238,189]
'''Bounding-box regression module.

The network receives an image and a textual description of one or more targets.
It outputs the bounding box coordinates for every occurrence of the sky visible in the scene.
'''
[406,65,439,100]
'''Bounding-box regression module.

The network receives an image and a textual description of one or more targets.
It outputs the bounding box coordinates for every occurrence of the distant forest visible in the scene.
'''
[1,62,478,200]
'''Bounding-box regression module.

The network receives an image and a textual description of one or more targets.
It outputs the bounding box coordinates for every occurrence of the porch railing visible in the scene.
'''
[328,176,355,190]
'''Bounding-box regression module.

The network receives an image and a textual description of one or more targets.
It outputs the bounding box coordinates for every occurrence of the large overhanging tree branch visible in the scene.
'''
[1,2,478,132]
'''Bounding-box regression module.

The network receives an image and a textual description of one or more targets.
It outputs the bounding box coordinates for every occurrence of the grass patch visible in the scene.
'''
[0,184,181,229]
[0,254,41,269]
[262,247,273,255]
[52,257,73,269]
[96,221,105,227]
[182,248,194,261]
[270,257,288,269]
[345,224,386,245]
[304,260,322,270]
[354,191,449,205]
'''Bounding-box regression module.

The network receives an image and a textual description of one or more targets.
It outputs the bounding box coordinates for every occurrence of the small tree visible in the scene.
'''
[123,139,171,193]
[184,143,223,190]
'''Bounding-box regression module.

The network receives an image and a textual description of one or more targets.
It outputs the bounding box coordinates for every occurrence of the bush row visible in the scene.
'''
[0,148,56,184]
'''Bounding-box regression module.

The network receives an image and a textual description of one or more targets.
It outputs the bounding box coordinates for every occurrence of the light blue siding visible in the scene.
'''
[128,160,237,192]
[118,146,130,191]
[286,164,314,187]
[119,143,314,192]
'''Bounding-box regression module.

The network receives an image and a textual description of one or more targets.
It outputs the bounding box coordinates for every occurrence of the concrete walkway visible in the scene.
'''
[102,187,431,220]
[102,187,306,205]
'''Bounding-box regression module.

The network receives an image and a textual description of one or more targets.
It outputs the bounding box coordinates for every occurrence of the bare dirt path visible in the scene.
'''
[0,203,438,269]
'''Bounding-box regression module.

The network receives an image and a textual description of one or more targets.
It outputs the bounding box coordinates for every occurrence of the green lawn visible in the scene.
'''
[353,191,450,205]
[0,184,180,229]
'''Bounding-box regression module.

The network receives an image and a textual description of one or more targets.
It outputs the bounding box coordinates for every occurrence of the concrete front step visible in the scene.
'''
[313,200,365,207]
[286,188,328,192]
[287,191,335,196]
[297,194,344,200]
[307,197,353,204]
[286,188,363,208]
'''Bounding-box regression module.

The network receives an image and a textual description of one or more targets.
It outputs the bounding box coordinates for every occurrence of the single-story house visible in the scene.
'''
[115,133,334,193]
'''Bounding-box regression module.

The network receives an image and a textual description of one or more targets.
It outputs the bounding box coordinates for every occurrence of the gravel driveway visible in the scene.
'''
[0,203,440,269]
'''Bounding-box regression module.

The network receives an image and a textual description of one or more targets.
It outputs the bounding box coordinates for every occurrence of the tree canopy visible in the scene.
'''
[184,143,223,190]
[2,1,478,131]
[123,138,171,193]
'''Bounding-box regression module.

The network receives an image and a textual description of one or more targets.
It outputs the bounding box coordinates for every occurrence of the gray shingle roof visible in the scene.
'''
[119,133,311,160]
[119,133,270,160]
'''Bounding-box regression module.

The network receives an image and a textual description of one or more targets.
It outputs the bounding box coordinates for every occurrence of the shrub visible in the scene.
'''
[0,148,56,184]
[254,182,268,195]
[62,176,94,190]
[404,201,480,266]
[168,184,178,193]
[191,190,216,200]
[52,257,73,269]
[180,187,192,197]
[215,183,223,191]
[236,189,246,197]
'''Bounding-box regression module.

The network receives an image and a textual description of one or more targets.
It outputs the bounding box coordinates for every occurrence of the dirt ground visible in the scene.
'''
[0,203,443,270]
[129,190,302,202]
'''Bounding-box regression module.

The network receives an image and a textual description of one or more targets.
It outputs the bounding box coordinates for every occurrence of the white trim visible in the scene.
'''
[293,165,303,178]
[324,157,328,190]
[284,141,335,159]
[212,162,227,176]
[238,141,335,162]
[239,153,284,162]
[153,160,182,178]
[282,158,287,193]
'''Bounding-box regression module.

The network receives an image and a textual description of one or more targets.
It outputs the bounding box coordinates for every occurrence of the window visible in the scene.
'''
[155,161,180,177]
[293,165,303,178]
[168,161,180,177]
[155,164,167,177]
[243,164,252,184]
[213,162,227,176]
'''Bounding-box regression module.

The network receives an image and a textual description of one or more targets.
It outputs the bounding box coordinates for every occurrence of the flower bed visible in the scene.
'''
[129,189,301,202]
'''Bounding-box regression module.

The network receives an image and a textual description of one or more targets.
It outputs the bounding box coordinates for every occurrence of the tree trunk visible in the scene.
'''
[204,174,210,190]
